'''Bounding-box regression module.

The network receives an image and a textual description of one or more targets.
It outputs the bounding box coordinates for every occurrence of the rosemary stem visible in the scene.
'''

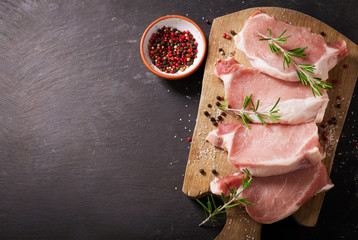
[257,31,324,95]
[257,32,287,56]
[198,187,244,227]
[226,108,274,118]
[256,31,269,39]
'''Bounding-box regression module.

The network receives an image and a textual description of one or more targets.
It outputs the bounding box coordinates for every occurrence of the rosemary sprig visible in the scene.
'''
[196,168,254,227]
[295,63,332,96]
[257,29,332,97]
[218,94,281,129]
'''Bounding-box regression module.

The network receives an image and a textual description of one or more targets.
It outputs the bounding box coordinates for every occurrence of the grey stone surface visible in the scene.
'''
[0,1,356,239]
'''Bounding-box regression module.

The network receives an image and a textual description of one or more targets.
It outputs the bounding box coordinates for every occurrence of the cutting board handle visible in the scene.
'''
[215,207,262,240]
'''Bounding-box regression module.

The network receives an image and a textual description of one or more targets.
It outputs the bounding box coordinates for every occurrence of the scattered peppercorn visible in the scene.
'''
[215,101,221,106]
[343,64,349,69]
[210,117,216,122]
[222,33,231,39]
[336,96,342,100]
[204,110,210,117]
[320,31,326,37]
[205,20,211,25]
[187,137,191,142]
[221,112,227,116]
[216,96,222,101]
[323,131,327,137]
[207,104,212,108]
[199,168,205,174]
[322,130,328,141]
[218,47,225,55]
[211,169,217,174]
[148,26,198,73]
[336,104,341,109]
[331,117,337,125]
[213,121,218,126]
[217,115,223,121]
[230,30,237,36]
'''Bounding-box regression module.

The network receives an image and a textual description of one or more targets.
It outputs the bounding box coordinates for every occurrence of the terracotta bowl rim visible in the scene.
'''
[140,15,207,80]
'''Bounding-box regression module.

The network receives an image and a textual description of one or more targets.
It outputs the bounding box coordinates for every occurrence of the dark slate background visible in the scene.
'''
[0,0,356,240]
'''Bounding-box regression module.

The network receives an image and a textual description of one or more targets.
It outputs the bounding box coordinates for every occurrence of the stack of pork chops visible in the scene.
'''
[207,11,348,224]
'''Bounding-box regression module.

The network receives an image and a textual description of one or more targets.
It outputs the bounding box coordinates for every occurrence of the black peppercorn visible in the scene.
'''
[199,169,205,174]
[216,96,222,101]
[210,117,216,122]
[212,169,217,174]
[207,104,212,108]
[336,104,341,109]
[148,26,198,74]
[230,30,237,36]
[216,101,221,106]
[320,31,326,37]
[331,117,337,125]
[217,115,223,121]
[204,110,210,117]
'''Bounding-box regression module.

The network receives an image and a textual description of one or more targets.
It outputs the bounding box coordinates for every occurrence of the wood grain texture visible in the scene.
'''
[182,6,358,238]
[215,207,261,240]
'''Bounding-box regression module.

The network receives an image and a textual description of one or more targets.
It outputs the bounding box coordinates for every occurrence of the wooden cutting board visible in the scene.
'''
[182,7,358,240]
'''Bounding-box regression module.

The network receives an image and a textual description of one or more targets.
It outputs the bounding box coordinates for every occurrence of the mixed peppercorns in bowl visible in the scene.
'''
[140,15,207,80]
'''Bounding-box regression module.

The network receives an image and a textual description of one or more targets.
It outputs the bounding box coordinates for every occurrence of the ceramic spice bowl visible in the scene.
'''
[140,15,207,80]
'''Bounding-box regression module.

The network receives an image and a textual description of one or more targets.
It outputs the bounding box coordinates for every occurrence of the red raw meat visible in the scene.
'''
[235,10,348,82]
[206,122,325,177]
[214,57,328,124]
[210,162,333,224]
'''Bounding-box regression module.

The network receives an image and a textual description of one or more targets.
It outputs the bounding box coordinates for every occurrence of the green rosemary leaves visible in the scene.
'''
[218,94,281,129]
[196,169,254,227]
[258,29,332,97]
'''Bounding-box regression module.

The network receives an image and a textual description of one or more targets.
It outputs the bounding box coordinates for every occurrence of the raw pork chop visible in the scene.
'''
[214,57,328,124]
[210,162,333,224]
[235,10,348,82]
[206,122,325,177]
